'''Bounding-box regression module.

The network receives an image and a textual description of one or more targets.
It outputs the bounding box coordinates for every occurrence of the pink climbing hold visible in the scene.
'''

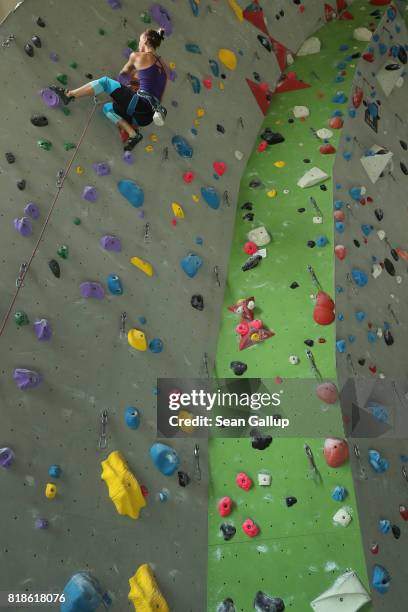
[213,162,226,176]
[236,322,249,336]
[242,518,260,537]
[236,472,253,491]
[275,376,283,384]
[244,241,258,255]
[183,171,195,183]
[316,382,338,404]
[335,245,346,260]
[251,319,263,330]
[218,496,232,517]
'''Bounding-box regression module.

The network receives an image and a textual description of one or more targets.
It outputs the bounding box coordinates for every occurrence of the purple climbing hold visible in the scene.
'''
[49,52,59,62]
[34,319,52,341]
[13,368,42,390]
[123,151,134,164]
[100,235,122,252]
[24,202,40,219]
[40,87,60,108]
[93,162,110,176]
[14,217,32,237]
[107,0,121,8]
[0,447,15,468]
[149,4,173,35]
[137,210,145,218]
[82,185,98,202]
[35,518,49,529]
[80,282,105,299]
[169,69,177,81]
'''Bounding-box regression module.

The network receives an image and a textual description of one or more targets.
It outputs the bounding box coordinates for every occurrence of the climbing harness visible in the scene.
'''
[353,444,368,480]
[129,89,167,127]
[98,410,108,450]
[194,444,201,482]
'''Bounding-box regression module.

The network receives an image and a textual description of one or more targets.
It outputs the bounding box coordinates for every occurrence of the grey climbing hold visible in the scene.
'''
[177,471,190,487]
[251,429,272,450]
[242,254,262,271]
[80,282,105,299]
[17,179,26,191]
[34,319,52,341]
[217,599,235,612]
[24,43,34,57]
[384,259,395,276]
[172,135,193,158]
[36,17,46,27]
[13,368,42,390]
[31,35,42,48]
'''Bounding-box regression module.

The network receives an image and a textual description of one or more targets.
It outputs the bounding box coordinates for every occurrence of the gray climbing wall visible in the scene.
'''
[0,0,283,608]
[333,3,408,383]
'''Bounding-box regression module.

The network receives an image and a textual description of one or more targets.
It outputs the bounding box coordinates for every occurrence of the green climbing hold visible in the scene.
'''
[73,217,81,225]
[56,73,68,85]
[140,12,151,23]
[62,107,71,116]
[98,28,105,35]
[70,61,78,69]
[38,139,52,151]
[64,142,76,151]
[57,245,69,259]
[15,311,30,326]
[127,39,138,51]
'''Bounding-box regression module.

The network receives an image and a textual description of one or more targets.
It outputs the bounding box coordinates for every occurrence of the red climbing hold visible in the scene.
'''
[239,320,274,350]
[236,472,253,491]
[320,143,336,155]
[218,496,233,517]
[244,241,258,255]
[369,0,391,5]
[362,52,375,63]
[329,117,343,129]
[203,78,212,89]
[369,365,377,374]
[323,438,349,468]
[335,245,346,260]
[275,376,283,384]
[141,485,149,497]
[258,141,268,152]
[352,87,364,109]
[243,0,269,35]
[246,79,272,115]
[334,210,345,222]
[399,505,408,521]
[183,171,194,184]
[370,542,379,555]
[275,75,311,94]
[228,297,256,322]
[313,291,335,326]
[298,4,305,13]
[316,292,334,309]
[242,518,260,537]
[316,382,338,404]
[213,161,226,176]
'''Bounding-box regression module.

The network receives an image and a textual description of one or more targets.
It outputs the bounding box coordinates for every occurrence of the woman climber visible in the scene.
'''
[50,28,169,151]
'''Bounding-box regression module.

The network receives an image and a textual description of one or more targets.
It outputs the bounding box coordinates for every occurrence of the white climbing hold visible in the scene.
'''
[316,128,333,140]
[396,275,402,284]
[372,263,382,279]
[293,105,310,119]
[377,230,386,241]
[360,145,393,184]
[235,150,244,161]
[247,226,271,247]
[353,27,372,42]
[297,36,321,56]
[313,216,323,224]
[376,62,403,97]
[286,53,294,65]
[289,355,300,365]
[376,328,383,338]
[333,507,352,527]
[396,76,404,88]
[257,472,271,486]
[297,167,329,188]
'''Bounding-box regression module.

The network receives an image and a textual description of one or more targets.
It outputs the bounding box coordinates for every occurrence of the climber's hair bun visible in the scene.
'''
[144,28,165,49]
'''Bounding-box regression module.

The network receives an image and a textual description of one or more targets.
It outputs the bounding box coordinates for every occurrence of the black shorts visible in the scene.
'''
[110,86,154,127]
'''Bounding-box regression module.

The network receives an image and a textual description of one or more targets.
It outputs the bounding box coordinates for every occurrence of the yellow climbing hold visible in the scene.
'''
[196,108,205,118]
[45,483,57,499]
[169,62,176,70]
[250,332,260,342]
[219,82,225,91]
[130,256,154,277]
[75,166,84,174]
[128,329,148,351]
[150,134,158,142]
[218,48,237,71]
[274,161,286,168]
[228,0,243,21]
[172,202,184,218]
[144,145,154,153]
[267,189,277,198]
[192,194,199,203]
[128,564,169,612]
[101,451,146,520]
[178,409,195,433]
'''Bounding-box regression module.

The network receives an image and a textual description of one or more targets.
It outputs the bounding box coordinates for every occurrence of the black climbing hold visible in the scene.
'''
[390,249,399,261]
[31,114,49,127]
[303,159,311,163]
[261,129,285,145]
[384,259,395,276]
[307,240,316,248]
[241,202,253,211]
[288,118,294,124]
[384,330,394,346]
[290,281,299,289]
[177,471,190,487]
[230,361,247,376]
[400,140,407,151]
[293,0,301,4]
[216,124,225,134]
[253,72,261,82]
[257,35,272,52]
[398,46,407,64]
[5,152,15,164]
[320,185,327,191]
[353,240,360,248]
[243,213,254,221]
[48,259,61,278]
[400,162,408,175]
[370,9,381,16]
[351,52,361,59]
[385,63,401,71]
[242,254,262,271]
[254,591,285,612]
[191,294,204,311]
[286,496,297,507]
[304,339,314,347]
[220,524,236,541]
[31,35,42,48]
[250,429,272,451]
[358,358,365,366]
[85,73,93,79]
[217,597,235,612]
[374,209,383,221]
[17,180,26,191]
[221,74,226,80]
[24,43,34,57]
[297,208,306,213]
[36,17,46,27]
[392,524,401,539]
[249,179,263,189]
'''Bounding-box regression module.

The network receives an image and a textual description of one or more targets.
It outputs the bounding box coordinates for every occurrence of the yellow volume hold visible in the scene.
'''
[130,256,154,277]
[128,564,169,612]
[101,451,146,519]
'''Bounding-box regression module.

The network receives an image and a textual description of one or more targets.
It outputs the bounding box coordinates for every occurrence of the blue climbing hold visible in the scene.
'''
[187,73,201,94]
[316,235,329,247]
[332,110,343,117]
[149,338,163,353]
[201,187,220,210]
[336,339,346,353]
[172,135,193,158]
[331,486,347,502]
[332,92,347,104]
[150,442,180,476]
[334,200,344,209]
[367,331,377,344]
[335,75,344,83]
[117,180,144,208]
[139,316,147,325]
[349,187,363,201]
[48,464,61,479]
[107,274,123,295]
[185,43,201,54]
[180,253,203,278]
[355,311,365,322]
[352,268,368,287]
[125,406,140,430]
[348,109,356,119]
[368,449,389,473]
[361,224,373,236]
[209,59,219,77]
[61,572,110,612]
[348,335,355,344]
[367,103,378,118]
[189,0,199,16]
[337,313,344,321]
[372,565,391,594]
[339,44,349,51]
[367,402,388,424]
[343,151,352,160]
[335,222,345,233]
[337,62,347,70]
[379,519,391,534]
[386,6,396,21]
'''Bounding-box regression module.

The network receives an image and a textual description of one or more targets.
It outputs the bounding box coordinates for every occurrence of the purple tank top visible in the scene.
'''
[138,58,167,100]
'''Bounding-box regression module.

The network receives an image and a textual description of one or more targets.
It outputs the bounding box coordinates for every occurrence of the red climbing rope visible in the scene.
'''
[0,101,98,338]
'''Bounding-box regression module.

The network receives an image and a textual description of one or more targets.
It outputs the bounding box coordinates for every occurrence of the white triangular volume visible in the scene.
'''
[297,167,329,188]
[376,63,403,97]
[360,145,393,184]
[297,36,321,56]
[310,571,371,611]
